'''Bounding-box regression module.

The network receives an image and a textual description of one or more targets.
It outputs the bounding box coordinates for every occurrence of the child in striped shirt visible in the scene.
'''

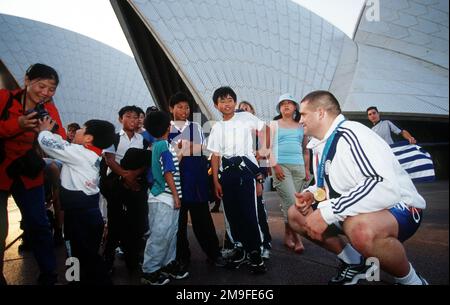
[141,111,184,285]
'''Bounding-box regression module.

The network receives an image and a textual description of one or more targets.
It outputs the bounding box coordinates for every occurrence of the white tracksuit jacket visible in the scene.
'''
[38,130,101,196]
[305,114,426,225]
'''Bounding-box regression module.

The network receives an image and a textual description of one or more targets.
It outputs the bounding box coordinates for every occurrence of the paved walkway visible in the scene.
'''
[3,181,448,285]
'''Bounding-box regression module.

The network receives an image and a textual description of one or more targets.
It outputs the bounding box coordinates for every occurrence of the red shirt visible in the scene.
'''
[0,89,66,191]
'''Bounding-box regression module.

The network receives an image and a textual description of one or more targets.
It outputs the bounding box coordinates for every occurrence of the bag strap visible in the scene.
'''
[113,133,120,150]
[143,138,150,150]
[0,91,20,121]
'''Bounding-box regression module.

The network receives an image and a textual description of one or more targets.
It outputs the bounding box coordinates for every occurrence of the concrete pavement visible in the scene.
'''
[3,181,448,285]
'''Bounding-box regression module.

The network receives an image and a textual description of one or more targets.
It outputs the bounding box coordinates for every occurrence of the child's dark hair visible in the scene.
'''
[273,109,301,122]
[67,122,81,131]
[144,111,171,138]
[273,101,301,122]
[26,63,59,85]
[367,106,379,113]
[84,120,116,149]
[169,92,192,108]
[118,105,139,118]
[212,86,237,105]
[136,106,145,116]
[146,105,158,115]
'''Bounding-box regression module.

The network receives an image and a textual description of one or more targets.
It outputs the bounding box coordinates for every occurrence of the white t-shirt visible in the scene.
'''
[103,130,146,175]
[207,111,265,166]
[103,129,145,163]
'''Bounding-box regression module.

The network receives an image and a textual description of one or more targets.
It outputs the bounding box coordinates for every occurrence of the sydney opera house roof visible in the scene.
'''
[0,13,154,128]
[111,0,448,121]
[332,0,449,117]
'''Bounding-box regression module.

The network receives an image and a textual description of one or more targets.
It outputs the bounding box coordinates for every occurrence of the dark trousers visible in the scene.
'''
[61,189,110,285]
[7,183,56,277]
[220,166,262,253]
[224,195,271,250]
[176,202,220,265]
[104,182,148,269]
[257,195,272,249]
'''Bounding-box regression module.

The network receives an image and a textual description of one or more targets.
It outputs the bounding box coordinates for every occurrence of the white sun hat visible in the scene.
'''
[276,93,299,113]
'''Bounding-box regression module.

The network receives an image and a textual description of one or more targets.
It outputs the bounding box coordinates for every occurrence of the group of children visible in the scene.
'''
[35,85,276,285]
[3,62,427,287]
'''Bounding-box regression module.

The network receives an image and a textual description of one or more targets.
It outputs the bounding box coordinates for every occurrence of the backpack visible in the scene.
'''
[99,133,150,178]
[98,133,150,197]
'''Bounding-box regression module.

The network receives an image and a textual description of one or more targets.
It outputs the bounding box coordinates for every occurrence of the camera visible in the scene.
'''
[25,102,59,132]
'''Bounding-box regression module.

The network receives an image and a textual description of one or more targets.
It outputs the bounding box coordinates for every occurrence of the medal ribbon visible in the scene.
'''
[317,120,346,188]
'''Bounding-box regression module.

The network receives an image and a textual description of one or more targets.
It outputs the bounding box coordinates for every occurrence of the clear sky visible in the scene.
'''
[292,0,367,38]
[0,0,133,56]
[0,0,367,56]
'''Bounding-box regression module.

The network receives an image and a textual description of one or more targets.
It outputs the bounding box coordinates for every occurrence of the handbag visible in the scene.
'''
[6,148,46,179]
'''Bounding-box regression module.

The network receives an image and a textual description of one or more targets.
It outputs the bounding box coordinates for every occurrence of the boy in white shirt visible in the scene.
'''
[38,117,116,284]
[207,86,269,274]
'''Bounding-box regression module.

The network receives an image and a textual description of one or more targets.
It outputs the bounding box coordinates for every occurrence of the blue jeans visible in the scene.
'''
[9,183,56,277]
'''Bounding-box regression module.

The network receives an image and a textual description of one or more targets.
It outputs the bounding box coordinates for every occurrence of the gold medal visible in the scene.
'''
[314,188,327,202]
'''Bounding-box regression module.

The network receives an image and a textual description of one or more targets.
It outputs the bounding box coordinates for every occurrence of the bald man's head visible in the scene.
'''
[300,90,341,117]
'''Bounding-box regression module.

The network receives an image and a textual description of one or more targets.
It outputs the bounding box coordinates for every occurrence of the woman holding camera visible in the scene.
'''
[0,63,66,285]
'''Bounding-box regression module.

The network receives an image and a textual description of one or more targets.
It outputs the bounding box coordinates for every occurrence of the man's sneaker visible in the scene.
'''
[328,258,373,285]
[161,261,189,280]
[261,248,270,260]
[248,250,267,274]
[141,271,170,285]
[225,247,247,269]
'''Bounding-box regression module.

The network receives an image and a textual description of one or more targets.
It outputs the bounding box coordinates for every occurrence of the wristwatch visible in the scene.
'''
[256,175,265,184]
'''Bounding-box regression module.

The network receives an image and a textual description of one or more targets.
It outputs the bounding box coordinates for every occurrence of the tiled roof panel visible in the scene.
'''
[130,0,345,120]
[0,14,154,129]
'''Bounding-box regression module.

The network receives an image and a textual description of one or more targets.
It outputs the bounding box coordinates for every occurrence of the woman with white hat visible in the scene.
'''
[269,93,310,253]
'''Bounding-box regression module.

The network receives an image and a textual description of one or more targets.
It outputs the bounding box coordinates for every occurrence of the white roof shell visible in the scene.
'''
[332,0,449,116]
[123,0,346,121]
[0,13,155,128]
[120,0,448,120]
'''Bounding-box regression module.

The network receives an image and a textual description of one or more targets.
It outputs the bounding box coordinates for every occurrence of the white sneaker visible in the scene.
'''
[261,248,270,260]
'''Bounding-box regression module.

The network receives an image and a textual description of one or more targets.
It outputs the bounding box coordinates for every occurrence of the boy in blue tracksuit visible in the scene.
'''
[168,92,225,271]
[38,118,116,284]
[207,87,270,274]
